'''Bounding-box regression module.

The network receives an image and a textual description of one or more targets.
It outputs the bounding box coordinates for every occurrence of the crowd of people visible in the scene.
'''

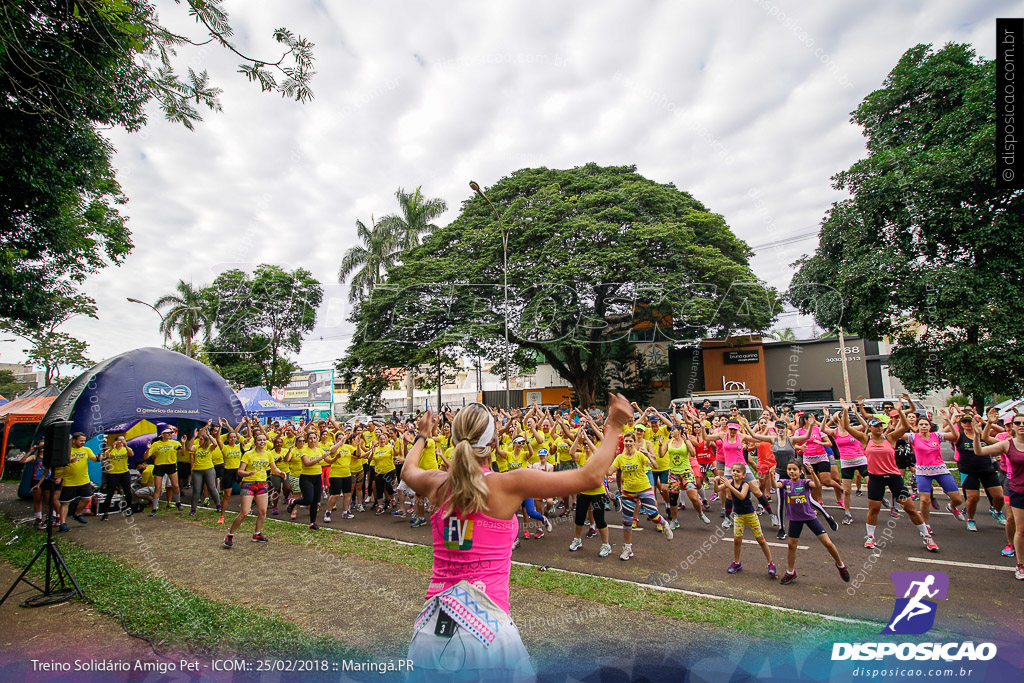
[18,394,1024,582]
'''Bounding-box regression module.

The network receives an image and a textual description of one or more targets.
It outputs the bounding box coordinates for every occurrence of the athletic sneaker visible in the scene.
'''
[599,543,612,558]
[1002,544,1015,557]
[1015,564,1024,581]
[922,535,939,552]
[947,504,965,521]
[825,514,839,532]
[842,513,853,525]
[374,507,385,516]
[544,517,553,533]
[58,523,69,533]
[698,512,711,524]
[586,526,597,538]
[679,502,686,510]
[992,510,1006,526]
[252,533,269,543]
[663,523,674,541]
[836,500,846,510]
[533,530,544,539]
[767,562,777,578]
[702,498,710,510]
[966,519,978,532]
[864,535,875,549]
[176,502,182,511]
[523,529,530,539]
[149,509,157,517]
[290,510,298,520]
[770,513,780,528]
[721,516,732,529]
[512,538,520,550]
[837,564,851,582]
[888,509,900,519]
[671,520,680,530]
[217,515,224,524]
[223,535,233,548]
[855,490,863,497]
[711,493,719,502]
[391,509,405,517]
[271,507,278,516]
[356,505,365,513]
[569,537,582,551]
[781,571,796,585]
[71,513,87,525]
[776,530,787,540]
[324,511,332,523]
[727,561,742,574]
[309,523,319,530]
[342,511,356,520]
[619,547,634,561]
[189,510,196,517]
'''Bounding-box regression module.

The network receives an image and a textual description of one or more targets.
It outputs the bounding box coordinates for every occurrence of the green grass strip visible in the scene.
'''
[0,515,367,659]
[182,507,881,645]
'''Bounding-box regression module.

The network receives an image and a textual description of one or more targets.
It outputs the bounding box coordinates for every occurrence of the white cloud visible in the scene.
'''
[3,0,1007,372]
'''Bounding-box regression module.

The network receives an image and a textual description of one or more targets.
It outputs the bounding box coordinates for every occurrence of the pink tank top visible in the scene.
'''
[425,473,517,614]
[865,438,899,476]
[833,432,866,466]
[721,434,745,468]
[797,426,827,462]
[909,432,945,469]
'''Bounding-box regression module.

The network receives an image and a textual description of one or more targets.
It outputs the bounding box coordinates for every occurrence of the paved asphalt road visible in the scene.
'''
[199,480,1024,643]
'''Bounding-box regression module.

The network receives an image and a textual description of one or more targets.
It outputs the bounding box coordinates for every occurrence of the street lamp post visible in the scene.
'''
[469,181,511,410]
[127,297,168,349]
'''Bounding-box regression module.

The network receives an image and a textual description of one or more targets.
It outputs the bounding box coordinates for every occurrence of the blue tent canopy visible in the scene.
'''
[38,347,246,438]
[236,387,307,420]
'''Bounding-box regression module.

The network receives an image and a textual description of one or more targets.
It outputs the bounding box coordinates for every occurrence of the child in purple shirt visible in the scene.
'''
[778,461,850,585]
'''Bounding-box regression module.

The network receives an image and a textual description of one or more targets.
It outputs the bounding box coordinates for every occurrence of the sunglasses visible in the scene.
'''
[1013,421,1024,427]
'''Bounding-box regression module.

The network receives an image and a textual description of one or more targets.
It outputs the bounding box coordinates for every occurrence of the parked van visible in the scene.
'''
[670,392,765,423]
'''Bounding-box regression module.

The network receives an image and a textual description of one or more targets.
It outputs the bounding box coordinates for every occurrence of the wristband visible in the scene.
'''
[413,434,427,447]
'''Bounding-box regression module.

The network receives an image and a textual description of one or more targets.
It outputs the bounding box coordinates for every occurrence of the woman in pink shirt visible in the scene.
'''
[401,395,632,681]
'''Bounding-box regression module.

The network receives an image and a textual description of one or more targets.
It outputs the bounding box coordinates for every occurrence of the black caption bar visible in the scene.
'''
[997,18,1023,189]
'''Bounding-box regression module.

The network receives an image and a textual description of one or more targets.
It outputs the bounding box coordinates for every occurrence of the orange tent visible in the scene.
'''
[0,396,57,478]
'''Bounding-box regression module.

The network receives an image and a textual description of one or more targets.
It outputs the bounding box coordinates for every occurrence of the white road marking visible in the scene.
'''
[906,557,1016,572]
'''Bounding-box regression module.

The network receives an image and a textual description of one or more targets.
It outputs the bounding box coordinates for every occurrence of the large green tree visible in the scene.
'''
[377,186,448,253]
[342,164,778,408]
[0,0,314,327]
[1,294,98,385]
[0,370,26,399]
[206,265,322,390]
[788,43,1023,408]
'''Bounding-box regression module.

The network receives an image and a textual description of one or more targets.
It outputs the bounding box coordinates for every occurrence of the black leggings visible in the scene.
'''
[374,470,396,502]
[574,493,607,530]
[296,474,322,524]
[102,472,133,514]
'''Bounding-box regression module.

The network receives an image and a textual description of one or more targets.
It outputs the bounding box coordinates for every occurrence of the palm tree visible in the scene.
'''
[377,186,448,253]
[337,216,399,303]
[155,280,214,358]
[767,327,798,341]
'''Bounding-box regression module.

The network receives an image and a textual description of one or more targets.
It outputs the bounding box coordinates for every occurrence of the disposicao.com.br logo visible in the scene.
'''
[832,571,997,662]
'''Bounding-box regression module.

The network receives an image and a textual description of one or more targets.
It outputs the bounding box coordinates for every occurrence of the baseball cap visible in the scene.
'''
[161,428,173,434]
[537,448,549,457]
[867,418,883,427]
[774,420,787,429]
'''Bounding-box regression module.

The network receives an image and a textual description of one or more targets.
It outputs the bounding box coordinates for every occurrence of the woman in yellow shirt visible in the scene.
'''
[100,435,134,521]
[370,433,401,515]
[223,433,286,547]
[286,432,330,529]
[186,426,222,516]
[324,431,356,522]
[268,435,290,517]
[217,431,245,525]
[568,429,612,556]
[610,431,674,560]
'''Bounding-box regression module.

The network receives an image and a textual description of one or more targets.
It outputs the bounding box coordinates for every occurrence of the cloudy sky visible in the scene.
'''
[3,0,1010,374]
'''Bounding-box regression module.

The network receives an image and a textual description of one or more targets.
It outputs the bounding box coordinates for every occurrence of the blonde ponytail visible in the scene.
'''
[439,405,492,517]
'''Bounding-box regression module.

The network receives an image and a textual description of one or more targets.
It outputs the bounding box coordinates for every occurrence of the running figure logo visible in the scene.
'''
[882,571,949,635]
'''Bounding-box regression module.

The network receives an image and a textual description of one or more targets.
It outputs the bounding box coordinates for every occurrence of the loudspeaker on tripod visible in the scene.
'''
[43,421,72,468]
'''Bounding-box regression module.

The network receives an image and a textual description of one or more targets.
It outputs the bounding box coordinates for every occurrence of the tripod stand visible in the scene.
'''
[0,477,86,607]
